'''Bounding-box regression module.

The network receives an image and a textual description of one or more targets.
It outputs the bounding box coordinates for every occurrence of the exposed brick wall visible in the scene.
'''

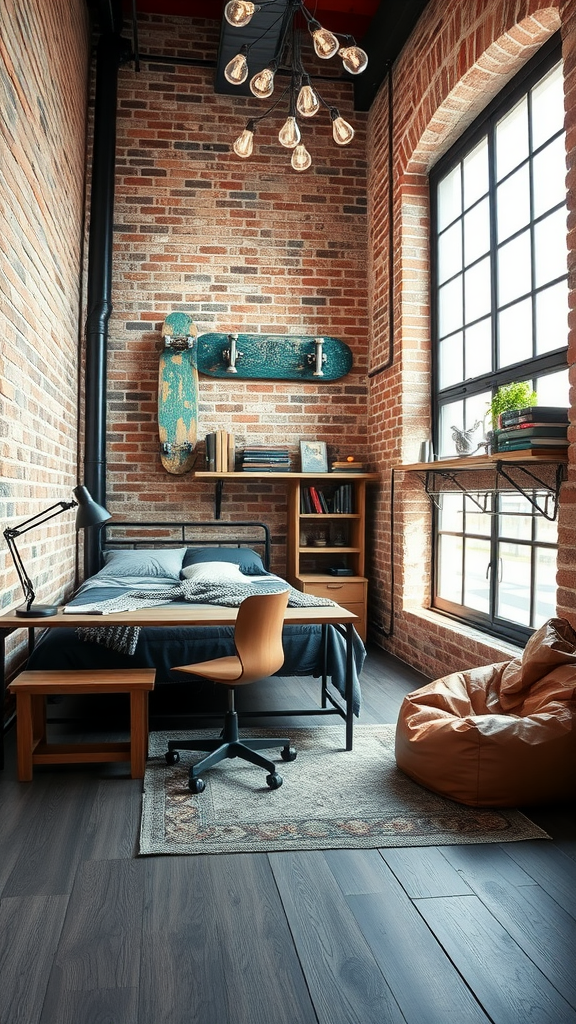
[0,0,90,677]
[367,0,576,678]
[106,14,369,572]
[3,1,576,699]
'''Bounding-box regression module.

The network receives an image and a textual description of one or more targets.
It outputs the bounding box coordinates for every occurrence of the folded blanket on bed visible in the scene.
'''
[76,578,335,656]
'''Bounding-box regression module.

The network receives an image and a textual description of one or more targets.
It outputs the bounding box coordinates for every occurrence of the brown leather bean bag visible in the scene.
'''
[395,618,576,807]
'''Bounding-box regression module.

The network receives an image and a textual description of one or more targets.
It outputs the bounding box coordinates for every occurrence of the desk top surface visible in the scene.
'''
[0,603,358,631]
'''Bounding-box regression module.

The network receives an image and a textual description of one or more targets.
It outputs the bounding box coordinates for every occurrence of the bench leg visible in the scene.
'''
[129,690,149,779]
[15,692,36,782]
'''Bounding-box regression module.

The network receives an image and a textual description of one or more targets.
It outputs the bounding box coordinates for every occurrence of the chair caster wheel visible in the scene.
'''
[189,775,206,793]
[165,750,180,765]
[280,746,297,762]
[266,772,283,789]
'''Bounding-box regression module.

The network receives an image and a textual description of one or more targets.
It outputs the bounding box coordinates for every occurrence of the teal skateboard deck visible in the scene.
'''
[158,312,199,474]
[196,334,352,381]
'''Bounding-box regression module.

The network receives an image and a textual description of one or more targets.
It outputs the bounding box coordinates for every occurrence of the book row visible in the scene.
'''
[300,484,355,514]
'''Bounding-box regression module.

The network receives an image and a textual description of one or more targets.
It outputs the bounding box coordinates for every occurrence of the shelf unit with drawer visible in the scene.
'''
[286,474,378,640]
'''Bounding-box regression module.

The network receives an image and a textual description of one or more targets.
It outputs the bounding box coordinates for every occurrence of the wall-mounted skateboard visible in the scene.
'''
[196,333,352,381]
[158,312,199,474]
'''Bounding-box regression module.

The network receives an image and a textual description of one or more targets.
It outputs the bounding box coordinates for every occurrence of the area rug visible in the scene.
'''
[139,725,549,856]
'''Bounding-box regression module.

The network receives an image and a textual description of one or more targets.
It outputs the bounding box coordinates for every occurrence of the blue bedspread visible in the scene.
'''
[26,582,364,715]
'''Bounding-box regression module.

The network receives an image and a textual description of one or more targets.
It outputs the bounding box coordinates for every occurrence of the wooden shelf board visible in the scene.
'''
[194,471,379,480]
[399,451,568,471]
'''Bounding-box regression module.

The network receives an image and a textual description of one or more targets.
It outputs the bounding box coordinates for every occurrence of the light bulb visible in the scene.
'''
[250,67,275,99]
[224,2,258,27]
[339,45,368,75]
[278,116,301,149]
[233,127,254,158]
[312,26,339,59]
[296,84,320,118]
[332,115,354,145]
[224,50,249,85]
[291,143,312,172]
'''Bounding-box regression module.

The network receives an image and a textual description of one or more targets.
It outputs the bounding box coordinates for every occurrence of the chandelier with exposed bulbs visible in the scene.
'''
[223,0,368,171]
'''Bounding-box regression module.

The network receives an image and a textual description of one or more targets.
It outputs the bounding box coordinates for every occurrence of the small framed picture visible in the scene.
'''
[300,440,328,474]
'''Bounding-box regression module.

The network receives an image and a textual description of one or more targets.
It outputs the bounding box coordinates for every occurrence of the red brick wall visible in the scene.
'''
[0,0,90,670]
[367,0,576,678]
[106,14,369,573]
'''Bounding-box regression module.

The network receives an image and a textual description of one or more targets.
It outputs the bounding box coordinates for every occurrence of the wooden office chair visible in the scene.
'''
[165,589,296,792]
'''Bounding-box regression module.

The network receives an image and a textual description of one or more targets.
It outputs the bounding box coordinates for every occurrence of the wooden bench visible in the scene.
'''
[8,669,156,781]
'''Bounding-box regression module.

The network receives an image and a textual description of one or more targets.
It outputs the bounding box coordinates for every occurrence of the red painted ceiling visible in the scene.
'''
[127,1,380,39]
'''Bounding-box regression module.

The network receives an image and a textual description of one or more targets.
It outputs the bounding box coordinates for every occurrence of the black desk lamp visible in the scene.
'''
[3,485,111,617]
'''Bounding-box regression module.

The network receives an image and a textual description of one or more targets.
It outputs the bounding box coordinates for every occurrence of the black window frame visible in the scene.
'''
[429,33,568,646]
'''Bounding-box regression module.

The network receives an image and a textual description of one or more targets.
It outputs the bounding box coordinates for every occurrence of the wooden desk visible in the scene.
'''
[0,603,359,769]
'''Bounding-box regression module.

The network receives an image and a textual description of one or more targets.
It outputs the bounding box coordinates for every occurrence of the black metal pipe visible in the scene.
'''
[84,31,125,578]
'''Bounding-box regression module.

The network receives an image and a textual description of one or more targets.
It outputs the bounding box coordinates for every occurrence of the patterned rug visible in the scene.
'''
[139,725,549,856]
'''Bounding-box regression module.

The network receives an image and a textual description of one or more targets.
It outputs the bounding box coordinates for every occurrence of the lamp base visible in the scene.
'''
[15,605,58,618]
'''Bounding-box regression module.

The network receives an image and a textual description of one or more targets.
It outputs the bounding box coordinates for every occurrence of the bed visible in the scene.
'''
[24,521,365,742]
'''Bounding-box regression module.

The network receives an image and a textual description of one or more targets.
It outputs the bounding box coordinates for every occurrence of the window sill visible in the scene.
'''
[404,607,524,662]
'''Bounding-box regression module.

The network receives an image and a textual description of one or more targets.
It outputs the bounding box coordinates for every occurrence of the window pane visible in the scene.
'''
[439,493,464,531]
[499,493,532,541]
[464,198,490,264]
[438,332,463,389]
[437,164,462,230]
[463,537,490,611]
[439,397,486,457]
[534,546,557,625]
[498,230,531,306]
[439,399,463,457]
[531,63,564,150]
[463,138,489,208]
[438,276,463,337]
[438,534,462,602]
[464,256,491,323]
[438,221,463,283]
[465,390,491,440]
[535,280,568,354]
[464,497,491,536]
[533,135,566,218]
[535,513,558,544]
[534,207,568,287]
[535,368,569,407]
[496,164,530,243]
[464,319,492,379]
[498,297,533,367]
[496,97,529,179]
[497,541,531,625]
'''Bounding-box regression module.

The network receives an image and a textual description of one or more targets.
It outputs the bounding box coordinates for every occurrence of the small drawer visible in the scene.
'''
[303,580,366,603]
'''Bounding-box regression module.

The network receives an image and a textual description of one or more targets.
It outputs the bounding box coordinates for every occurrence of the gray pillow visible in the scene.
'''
[182,546,266,575]
[101,547,186,579]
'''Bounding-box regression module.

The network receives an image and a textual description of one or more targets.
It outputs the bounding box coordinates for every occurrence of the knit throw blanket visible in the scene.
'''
[76,578,335,656]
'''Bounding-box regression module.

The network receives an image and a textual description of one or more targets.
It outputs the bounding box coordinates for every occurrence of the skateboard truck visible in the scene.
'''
[161,442,194,455]
[223,333,244,373]
[164,336,195,350]
[307,337,327,377]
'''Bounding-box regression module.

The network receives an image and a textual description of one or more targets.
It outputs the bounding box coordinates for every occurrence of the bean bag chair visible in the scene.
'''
[395,618,576,807]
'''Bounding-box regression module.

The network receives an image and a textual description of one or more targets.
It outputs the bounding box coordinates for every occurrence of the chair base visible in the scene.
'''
[165,705,296,790]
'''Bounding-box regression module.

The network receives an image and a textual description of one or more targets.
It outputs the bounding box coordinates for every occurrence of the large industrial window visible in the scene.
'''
[430,36,568,645]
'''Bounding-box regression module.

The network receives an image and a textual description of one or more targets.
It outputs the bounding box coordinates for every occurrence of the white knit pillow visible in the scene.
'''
[180,560,248,584]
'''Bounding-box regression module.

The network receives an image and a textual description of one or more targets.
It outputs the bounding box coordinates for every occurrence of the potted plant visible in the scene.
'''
[488,381,537,430]
[484,382,537,453]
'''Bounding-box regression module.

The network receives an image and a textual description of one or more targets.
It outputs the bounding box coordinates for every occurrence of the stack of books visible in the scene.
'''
[240,445,291,472]
[331,459,366,472]
[205,430,235,471]
[495,406,569,453]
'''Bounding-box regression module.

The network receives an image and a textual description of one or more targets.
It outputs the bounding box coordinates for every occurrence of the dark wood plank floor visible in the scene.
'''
[0,645,574,1024]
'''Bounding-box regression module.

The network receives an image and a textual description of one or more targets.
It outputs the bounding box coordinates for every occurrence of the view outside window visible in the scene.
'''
[431,41,568,643]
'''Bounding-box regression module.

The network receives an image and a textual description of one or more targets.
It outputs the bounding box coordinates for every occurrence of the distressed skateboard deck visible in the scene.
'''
[158,312,199,474]
[196,334,353,381]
